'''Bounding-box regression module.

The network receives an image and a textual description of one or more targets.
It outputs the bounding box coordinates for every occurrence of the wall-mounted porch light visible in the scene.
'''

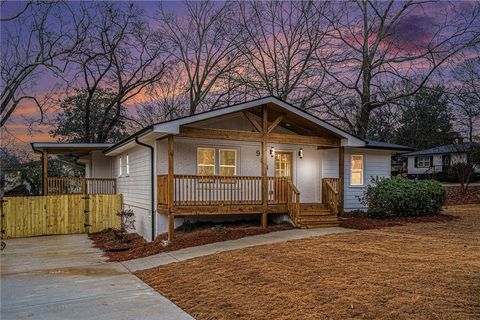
[298,148,304,159]
[270,147,275,157]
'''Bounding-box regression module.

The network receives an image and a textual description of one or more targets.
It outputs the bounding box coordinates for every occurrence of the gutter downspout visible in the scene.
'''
[134,137,156,242]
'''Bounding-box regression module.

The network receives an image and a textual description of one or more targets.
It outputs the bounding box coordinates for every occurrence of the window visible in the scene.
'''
[197,148,215,175]
[220,149,237,176]
[118,157,123,177]
[125,155,130,175]
[350,155,364,186]
[416,156,431,168]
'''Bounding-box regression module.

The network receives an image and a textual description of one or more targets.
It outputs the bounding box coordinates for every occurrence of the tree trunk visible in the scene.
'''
[355,97,372,139]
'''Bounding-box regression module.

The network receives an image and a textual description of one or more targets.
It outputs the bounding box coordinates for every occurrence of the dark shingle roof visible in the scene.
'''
[404,143,475,156]
[365,140,413,151]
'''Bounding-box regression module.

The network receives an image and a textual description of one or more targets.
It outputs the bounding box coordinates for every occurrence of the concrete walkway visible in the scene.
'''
[122,227,353,272]
[1,234,193,320]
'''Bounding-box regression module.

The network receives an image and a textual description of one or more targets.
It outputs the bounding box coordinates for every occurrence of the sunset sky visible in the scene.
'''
[1,0,478,151]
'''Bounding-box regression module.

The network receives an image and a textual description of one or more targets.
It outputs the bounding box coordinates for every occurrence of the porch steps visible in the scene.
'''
[295,203,340,229]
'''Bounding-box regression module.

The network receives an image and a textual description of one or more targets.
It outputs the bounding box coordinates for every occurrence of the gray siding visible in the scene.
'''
[113,144,153,240]
[343,149,392,210]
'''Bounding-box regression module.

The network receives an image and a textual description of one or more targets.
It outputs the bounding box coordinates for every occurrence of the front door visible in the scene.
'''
[274,152,293,202]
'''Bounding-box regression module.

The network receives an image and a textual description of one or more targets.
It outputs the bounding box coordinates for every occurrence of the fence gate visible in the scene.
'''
[1,194,122,238]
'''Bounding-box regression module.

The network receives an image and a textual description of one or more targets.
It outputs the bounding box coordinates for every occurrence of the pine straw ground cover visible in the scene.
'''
[90,222,292,262]
[137,205,480,320]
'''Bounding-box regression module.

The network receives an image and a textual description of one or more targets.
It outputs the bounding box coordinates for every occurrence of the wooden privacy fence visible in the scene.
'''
[1,194,122,238]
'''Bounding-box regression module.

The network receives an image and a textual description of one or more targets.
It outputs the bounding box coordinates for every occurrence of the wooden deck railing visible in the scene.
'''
[286,180,300,221]
[157,175,296,207]
[47,178,116,195]
[322,178,340,214]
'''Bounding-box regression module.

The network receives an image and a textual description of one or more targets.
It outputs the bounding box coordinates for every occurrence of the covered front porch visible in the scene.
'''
[155,103,345,238]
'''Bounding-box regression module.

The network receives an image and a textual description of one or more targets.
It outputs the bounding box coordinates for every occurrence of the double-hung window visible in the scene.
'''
[219,149,237,176]
[197,148,237,177]
[125,155,130,176]
[350,155,364,186]
[197,148,215,176]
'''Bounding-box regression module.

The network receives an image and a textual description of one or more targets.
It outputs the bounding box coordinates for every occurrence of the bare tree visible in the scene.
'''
[0,2,88,127]
[235,1,332,109]
[0,1,32,22]
[320,0,480,138]
[451,55,480,142]
[135,66,188,127]
[156,1,241,115]
[67,2,169,142]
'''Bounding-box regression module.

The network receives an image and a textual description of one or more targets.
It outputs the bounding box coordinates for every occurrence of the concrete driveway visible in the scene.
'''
[1,234,193,320]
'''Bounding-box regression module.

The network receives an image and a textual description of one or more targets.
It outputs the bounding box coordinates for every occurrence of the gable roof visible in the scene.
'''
[365,140,413,151]
[105,96,366,155]
[404,143,475,156]
[103,96,412,156]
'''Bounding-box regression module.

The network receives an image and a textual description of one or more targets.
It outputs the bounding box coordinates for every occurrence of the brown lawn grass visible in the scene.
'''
[136,205,480,320]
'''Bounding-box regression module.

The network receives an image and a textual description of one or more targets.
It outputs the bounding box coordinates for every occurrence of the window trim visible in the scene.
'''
[350,154,364,186]
[197,147,216,176]
[219,148,237,176]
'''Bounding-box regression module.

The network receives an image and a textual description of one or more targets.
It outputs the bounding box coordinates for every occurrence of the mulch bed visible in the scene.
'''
[447,186,480,205]
[89,221,293,262]
[339,213,458,230]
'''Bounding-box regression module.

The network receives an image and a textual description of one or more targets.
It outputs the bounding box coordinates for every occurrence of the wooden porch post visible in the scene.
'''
[167,135,175,240]
[338,147,345,214]
[261,106,268,228]
[42,151,48,195]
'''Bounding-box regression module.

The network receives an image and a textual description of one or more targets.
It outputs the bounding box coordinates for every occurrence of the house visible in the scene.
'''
[31,96,410,241]
[404,143,477,180]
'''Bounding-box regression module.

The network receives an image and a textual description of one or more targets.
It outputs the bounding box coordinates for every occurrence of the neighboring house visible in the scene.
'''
[404,143,477,180]
[31,96,410,241]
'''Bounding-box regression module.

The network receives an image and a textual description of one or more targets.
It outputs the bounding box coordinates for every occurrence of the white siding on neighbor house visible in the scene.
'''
[113,144,153,240]
[407,154,443,175]
[343,148,392,210]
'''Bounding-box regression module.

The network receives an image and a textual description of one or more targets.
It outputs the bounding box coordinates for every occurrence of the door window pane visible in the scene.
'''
[275,152,292,178]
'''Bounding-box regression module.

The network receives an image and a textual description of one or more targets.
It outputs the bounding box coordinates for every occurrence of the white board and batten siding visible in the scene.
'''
[113,144,154,240]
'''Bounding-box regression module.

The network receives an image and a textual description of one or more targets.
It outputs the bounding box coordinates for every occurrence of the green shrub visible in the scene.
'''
[361,177,447,218]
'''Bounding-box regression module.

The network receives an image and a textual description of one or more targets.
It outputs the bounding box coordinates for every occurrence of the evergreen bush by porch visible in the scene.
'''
[362,177,447,218]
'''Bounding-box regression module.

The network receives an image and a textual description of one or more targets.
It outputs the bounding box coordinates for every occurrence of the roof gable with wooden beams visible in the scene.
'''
[105,96,365,155]
[154,97,364,145]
